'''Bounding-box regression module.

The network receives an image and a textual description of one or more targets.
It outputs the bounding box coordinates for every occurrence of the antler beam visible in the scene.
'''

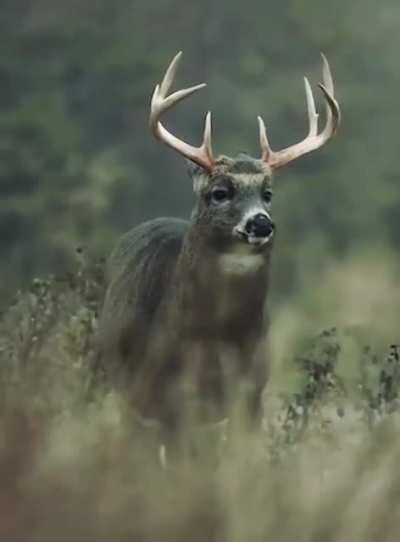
[149,51,214,171]
[258,54,341,169]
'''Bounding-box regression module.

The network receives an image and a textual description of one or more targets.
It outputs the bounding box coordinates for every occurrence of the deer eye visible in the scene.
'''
[211,186,233,204]
[263,189,273,204]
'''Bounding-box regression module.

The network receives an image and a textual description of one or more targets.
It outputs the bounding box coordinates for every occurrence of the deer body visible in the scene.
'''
[99,158,274,428]
[97,52,340,432]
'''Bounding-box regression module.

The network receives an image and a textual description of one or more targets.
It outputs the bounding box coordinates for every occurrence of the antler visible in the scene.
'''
[149,51,214,171]
[258,54,341,169]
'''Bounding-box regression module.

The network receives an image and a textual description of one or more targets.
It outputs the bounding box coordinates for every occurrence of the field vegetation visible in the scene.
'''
[1,250,399,541]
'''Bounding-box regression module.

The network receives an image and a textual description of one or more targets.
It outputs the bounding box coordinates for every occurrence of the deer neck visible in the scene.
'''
[178,226,272,281]
[169,226,272,337]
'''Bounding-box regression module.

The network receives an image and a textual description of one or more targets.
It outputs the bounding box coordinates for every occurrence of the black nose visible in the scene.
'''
[245,213,275,237]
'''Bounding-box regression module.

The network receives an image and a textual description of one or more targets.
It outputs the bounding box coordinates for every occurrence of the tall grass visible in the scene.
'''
[1,248,400,541]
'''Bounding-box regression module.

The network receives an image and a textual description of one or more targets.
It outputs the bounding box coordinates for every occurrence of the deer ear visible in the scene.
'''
[186,159,209,193]
[186,159,206,178]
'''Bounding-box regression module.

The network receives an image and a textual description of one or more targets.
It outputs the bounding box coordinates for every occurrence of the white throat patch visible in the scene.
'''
[218,247,265,276]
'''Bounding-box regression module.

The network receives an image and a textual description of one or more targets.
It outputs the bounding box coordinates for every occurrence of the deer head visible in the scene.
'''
[149,52,340,252]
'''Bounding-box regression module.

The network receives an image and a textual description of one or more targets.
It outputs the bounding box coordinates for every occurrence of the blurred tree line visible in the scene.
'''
[1,0,399,304]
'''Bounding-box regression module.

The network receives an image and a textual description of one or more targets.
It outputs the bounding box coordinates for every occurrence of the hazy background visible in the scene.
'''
[2,3,400,540]
[1,0,400,337]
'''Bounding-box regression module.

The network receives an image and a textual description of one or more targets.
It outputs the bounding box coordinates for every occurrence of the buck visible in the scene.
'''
[97,52,340,435]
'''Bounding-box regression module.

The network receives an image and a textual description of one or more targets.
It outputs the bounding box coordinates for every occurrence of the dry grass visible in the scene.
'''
[1,249,400,541]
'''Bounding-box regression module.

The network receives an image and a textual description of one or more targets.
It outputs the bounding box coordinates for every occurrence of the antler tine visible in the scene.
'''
[260,54,341,170]
[319,53,340,138]
[258,116,272,161]
[159,50,182,96]
[304,77,319,137]
[149,52,215,171]
[203,111,213,161]
[321,53,334,94]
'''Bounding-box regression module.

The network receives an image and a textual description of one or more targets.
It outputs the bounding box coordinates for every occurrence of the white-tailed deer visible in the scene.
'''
[97,52,340,435]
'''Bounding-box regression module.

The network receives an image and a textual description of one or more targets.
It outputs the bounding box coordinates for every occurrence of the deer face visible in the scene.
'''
[189,155,275,251]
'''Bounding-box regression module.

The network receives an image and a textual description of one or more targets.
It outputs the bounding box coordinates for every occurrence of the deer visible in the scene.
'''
[96,51,340,441]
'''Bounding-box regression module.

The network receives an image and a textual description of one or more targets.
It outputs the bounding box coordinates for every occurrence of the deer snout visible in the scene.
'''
[245,213,275,238]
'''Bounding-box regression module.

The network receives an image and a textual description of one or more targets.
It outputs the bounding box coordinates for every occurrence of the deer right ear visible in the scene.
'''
[186,159,209,193]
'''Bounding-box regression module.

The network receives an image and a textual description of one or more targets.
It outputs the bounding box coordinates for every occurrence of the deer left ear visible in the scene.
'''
[186,159,206,178]
[186,159,209,193]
